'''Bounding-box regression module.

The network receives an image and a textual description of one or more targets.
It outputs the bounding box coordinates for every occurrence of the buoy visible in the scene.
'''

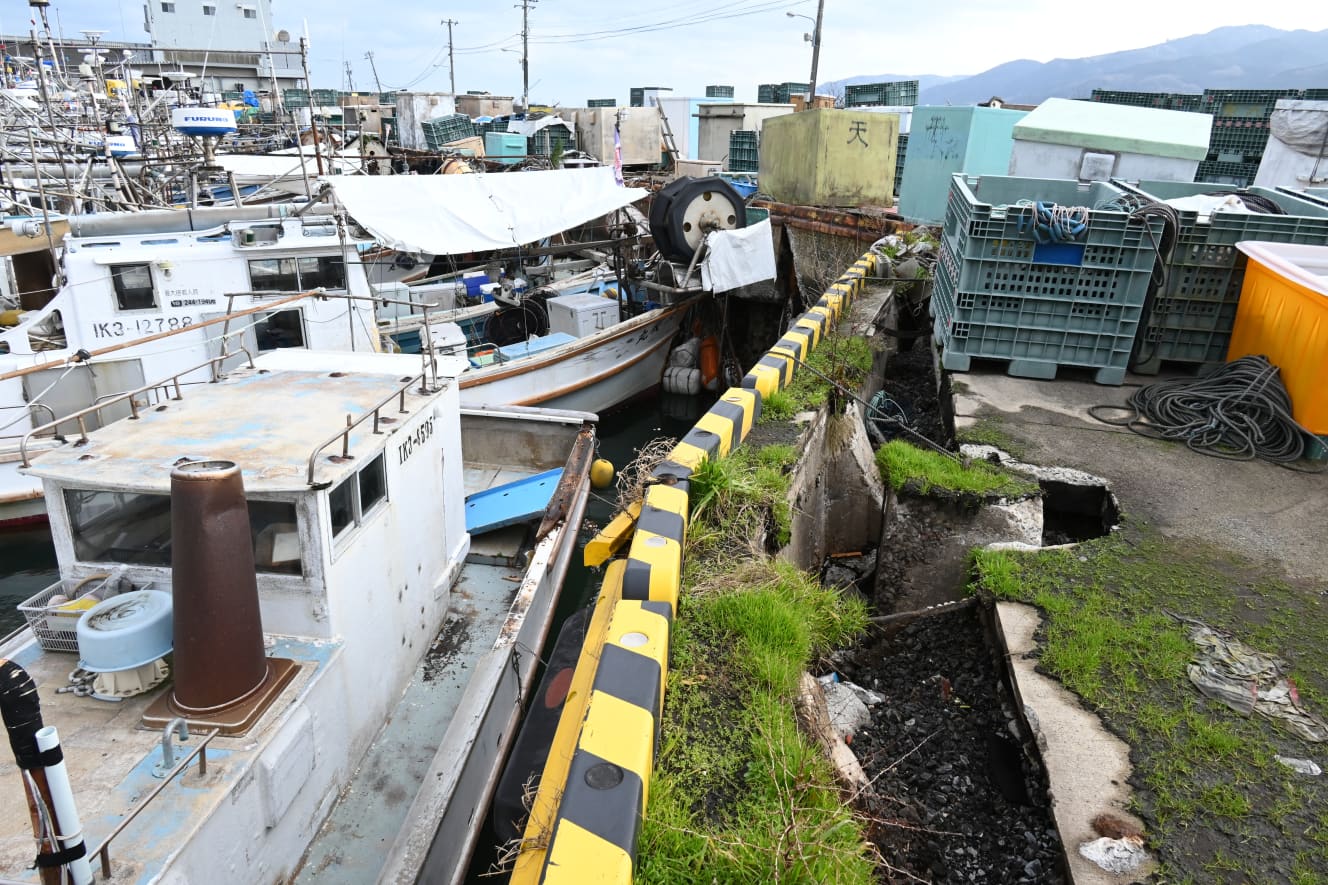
[0,309,24,327]
[699,336,719,387]
[590,458,615,489]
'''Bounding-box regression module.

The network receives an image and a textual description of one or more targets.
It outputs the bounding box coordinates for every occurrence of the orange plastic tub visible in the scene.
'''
[1229,242,1328,433]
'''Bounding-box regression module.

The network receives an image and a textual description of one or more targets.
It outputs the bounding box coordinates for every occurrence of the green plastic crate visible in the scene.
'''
[1090,90,1202,112]
[932,174,1163,385]
[845,80,919,108]
[1113,179,1328,371]
[1196,158,1259,187]
[894,133,908,196]
[1208,117,1271,155]
[587,98,616,108]
[1200,88,1302,119]
[706,85,735,99]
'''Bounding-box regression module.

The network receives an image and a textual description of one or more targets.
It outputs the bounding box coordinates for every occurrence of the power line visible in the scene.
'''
[528,0,809,45]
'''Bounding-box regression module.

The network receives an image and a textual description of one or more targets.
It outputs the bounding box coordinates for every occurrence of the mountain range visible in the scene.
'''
[821,25,1328,106]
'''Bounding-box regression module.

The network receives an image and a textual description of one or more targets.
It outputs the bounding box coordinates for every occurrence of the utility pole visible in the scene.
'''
[441,19,457,95]
[808,0,825,103]
[343,60,354,93]
[517,0,536,109]
[364,51,383,94]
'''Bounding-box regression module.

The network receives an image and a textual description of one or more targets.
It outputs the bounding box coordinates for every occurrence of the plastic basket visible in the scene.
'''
[894,133,909,196]
[17,577,115,653]
[933,175,1162,384]
[1196,159,1259,187]
[845,80,919,108]
[1090,90,1202,112]
[706,85,735,98]
[1208,117,1270,155]
[1201,88,1302,119]
[1112,179,1328,370]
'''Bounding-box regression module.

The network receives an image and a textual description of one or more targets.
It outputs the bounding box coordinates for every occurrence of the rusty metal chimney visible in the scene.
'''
[143,460,297,735]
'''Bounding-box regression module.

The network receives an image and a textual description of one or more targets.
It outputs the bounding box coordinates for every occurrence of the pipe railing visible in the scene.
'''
[89,728,220,880]
[304,371,435,487]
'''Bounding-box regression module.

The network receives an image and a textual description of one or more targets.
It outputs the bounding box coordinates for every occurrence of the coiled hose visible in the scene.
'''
[1090,355,1322,469]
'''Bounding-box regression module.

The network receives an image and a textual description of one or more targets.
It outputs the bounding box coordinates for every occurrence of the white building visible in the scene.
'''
[140,0,301,92]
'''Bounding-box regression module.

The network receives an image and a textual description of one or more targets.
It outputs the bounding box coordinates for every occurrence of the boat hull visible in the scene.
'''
[459,303,691,414]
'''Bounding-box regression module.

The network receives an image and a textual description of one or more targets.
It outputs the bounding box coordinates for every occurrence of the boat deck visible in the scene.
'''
[293,551,526,884]
[0,633,338,884]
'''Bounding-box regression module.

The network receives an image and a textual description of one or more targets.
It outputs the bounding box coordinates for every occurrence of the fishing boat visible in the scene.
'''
[0,168,699,527]
[0,347,594,884]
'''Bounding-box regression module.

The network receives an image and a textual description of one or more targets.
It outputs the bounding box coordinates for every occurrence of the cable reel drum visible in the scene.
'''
[648,177,749,263]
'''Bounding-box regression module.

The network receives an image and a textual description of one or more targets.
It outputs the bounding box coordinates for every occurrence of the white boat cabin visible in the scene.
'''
[0,350,593,883]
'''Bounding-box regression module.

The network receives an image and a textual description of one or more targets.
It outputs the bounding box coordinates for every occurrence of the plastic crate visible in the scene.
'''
[1090,90,1202,112]
[1196,159,1259,187]
[894,133,909,196]
[1112,179,1328,371]
[845,80,919,108]
[706,85,735,98]
[933,174,1163,385]
[529,124,574,156]
[1201,89,1302,119]
[311,88,339,106]
[422,114,477,149]
[587,98,616,107]
[1208,117,1271,155]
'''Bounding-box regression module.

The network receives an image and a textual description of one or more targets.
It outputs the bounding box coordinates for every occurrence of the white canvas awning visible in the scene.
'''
[326,167,647,255]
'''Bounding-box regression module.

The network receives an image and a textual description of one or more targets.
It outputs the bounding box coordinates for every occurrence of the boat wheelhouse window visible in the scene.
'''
[110,264,157,311]
[64,488,303,575]
[329,480,355,538]
[248,256,346,292]
[253,308,306,351]
[359,453,387,514]
[161,1,175,11]
[328,453,388,547]
[202,3,216,13]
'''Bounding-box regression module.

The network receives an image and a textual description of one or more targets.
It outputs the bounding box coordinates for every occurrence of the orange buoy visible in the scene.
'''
[699,336,720,387]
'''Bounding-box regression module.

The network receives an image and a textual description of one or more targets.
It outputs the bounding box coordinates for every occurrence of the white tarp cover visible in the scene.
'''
[327,167,645,255]
[702,219,776,292]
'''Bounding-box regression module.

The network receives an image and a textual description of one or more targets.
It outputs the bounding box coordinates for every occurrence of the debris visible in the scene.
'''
[821,679,872,741]
[795,672,873,796]
[1181,618,1328,742]
[1275,755,1323,776]
[845,681,886,707]
[1078,836,1150,875]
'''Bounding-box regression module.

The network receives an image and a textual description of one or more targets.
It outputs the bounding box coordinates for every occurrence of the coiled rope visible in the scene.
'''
[1089,355,1322,469]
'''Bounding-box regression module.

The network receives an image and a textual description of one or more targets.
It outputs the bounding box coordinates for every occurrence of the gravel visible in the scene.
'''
[837,607,1067,884]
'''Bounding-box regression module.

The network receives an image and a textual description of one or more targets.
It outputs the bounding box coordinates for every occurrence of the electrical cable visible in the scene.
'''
[1088,355,1323,471]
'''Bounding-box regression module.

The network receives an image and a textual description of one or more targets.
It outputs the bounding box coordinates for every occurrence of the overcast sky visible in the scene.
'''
[6,1,1328,103]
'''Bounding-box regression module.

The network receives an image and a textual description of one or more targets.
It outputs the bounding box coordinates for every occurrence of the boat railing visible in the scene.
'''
[0,401,57,442]
[89,728,221,880]
[19,353,244,467]
[304,371,439,487]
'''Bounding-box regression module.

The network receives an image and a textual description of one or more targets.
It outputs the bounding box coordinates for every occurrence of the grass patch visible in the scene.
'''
[760,389,796,422]
[970,530,1328,880]
[687,445,797,558]
[777,334,874,415]
[875,440,1037,497]
[638,559,874,884]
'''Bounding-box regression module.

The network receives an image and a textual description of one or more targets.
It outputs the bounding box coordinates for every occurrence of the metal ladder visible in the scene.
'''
[656,104,680,170]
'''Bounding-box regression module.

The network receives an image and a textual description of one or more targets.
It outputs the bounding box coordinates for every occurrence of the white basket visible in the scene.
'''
[16,577,111,653]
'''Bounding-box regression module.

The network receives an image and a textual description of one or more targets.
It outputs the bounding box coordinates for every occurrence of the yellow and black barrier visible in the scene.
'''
[512,249,879,885]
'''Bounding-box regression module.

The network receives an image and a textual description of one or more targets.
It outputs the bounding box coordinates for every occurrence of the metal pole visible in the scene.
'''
[518,0,535,109]
[808,0,825,103]
[442,20,457,95]
[299,37,325,176]
[364,51,383,95]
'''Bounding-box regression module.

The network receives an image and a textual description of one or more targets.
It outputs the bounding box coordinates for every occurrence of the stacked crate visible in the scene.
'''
[706,85,735,99]
[933,174,1165,385]
[529,123,574,156]
[421,114,477,150]
[283,89,310,108]
[1090,89,1202,112]
[757,82,809,104]
[728,130,759,172]
[894,133,908,197]
[1197,89,1304,186]
[1112,180,1328,372]
[844,80,920,108]
[587,98,617,108]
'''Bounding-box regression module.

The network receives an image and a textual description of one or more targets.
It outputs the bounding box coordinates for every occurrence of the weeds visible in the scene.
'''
[875,440,1037,497]
[970,530,1328,881]
[777,334,874,415]
[687,445,797,559]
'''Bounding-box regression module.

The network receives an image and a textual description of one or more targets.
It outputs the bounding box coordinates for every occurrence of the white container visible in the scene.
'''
[1009,98,1211,183]
[546,293,620,338]
[697,103,795,164]
[573,107,661,166]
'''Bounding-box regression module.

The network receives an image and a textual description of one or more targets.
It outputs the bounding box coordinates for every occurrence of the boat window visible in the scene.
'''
[110,264,157,311]
[359,453,387,514]
[329,479,355,538]
[248,256,346,292]
[248,257,300,292]
[202,4,216,14]
[297,256,346,290]
[64,488,304,575]
[253,308,306,351]
[161,1,175,11]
